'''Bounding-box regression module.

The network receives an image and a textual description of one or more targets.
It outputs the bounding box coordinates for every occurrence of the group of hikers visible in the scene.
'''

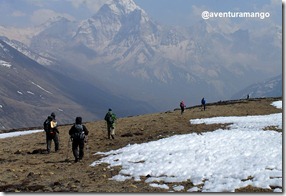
[43,109,117,163]
[180,97,206,114]
[43,99,206,162]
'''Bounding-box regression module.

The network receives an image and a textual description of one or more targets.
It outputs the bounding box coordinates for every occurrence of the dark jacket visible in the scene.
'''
[44,116,59,135]
[201,98,206,105]
[104,111,116,125]
[69,124,89,140]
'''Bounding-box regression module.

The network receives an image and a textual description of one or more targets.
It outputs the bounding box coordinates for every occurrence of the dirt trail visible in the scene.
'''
[0,97,281,192]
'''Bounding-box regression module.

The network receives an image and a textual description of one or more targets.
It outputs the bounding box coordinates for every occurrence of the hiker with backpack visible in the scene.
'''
[69,117,89,163]
[201,97,206,111]
[180,101,186,114]
[43,112,59,153]
[104,108,117,139]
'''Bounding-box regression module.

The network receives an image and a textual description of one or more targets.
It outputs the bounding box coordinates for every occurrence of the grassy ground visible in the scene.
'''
[0,97,282,192]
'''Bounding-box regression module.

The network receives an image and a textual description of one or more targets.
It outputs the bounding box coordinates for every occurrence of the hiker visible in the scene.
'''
[180,101,186,114]
[201,98,206,111]
[69,117,89,163]
[104,108,117,139]
[43,112,59,153]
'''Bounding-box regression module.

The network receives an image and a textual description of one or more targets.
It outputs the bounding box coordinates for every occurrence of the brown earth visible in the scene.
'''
[0,97,282,193]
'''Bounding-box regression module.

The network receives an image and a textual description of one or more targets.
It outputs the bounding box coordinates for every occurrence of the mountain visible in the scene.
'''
[0,0,282,111]
[231,75,282,99]
[0,38,155,130]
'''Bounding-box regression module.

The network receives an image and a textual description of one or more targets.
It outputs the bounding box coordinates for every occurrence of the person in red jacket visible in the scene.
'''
[180,101,186,115]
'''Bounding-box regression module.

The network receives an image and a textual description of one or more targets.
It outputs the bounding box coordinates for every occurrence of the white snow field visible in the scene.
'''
[90,101,282,192]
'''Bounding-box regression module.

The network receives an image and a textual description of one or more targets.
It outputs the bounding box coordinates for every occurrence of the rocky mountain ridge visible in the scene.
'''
[231,75,282,99]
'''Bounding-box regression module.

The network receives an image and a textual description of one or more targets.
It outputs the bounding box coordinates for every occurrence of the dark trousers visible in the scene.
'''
[201,104,206,111]
[180,106,185,114]
[46,133,59,153]
[72,139,85,161]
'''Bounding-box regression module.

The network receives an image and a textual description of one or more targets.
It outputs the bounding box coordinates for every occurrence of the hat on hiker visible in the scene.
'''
[108,108,112,111]
[51,112,56,118]
[75,116,82,124]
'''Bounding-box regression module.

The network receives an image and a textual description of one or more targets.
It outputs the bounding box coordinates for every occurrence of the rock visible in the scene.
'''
[14,150,22,154]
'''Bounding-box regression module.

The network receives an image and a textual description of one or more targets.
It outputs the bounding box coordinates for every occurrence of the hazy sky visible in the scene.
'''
[0,0,282,27]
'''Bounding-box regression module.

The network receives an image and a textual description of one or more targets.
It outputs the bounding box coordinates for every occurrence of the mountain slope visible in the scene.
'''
[0,39,155,130]
[0,39,97,129]
[231,75,282,99]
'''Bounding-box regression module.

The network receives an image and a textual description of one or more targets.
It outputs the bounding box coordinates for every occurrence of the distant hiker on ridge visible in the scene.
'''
[104,108,117,139]
[69,117,89,163]
[201,98,206,111]
[180,101,186,115]
[43,112,59,153]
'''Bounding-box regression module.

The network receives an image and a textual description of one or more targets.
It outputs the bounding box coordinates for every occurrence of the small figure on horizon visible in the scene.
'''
[69,116,89,163]
[104,109,117,139]
[43,112,59,153]
[180,101,186,115]
[201,98,206,111]
[247,94,250,100]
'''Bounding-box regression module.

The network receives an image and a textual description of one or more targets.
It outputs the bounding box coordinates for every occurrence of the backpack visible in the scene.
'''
[201,99,206,105]
[43,116,52,132]
[180,102,184,108]
[72,124,85,140]
[106,112,116,124]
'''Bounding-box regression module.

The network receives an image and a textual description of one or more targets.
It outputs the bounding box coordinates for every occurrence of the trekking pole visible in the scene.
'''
[57,132,60,143]
[66,137,71,161]
[85,136,90,159]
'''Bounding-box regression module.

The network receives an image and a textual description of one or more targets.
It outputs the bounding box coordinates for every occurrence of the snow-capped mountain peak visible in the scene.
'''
[38,16,72,30]
[106,0,143,15]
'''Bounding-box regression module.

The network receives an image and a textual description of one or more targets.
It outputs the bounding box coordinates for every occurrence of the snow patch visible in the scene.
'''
[173,185,184,191]
[271,100,282,109]
[0,130,43,139]
[30,81,52,94]
[0,60,12,68]
[149,183,169,190]
[27,91,35,95]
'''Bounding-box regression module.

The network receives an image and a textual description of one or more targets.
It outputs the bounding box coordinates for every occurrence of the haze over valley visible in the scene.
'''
[0,0,282,129]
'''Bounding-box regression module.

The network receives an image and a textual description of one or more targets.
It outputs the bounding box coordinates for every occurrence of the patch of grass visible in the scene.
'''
[241,176,254,182]
[263,126,282,132]
[235,185,272,192]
